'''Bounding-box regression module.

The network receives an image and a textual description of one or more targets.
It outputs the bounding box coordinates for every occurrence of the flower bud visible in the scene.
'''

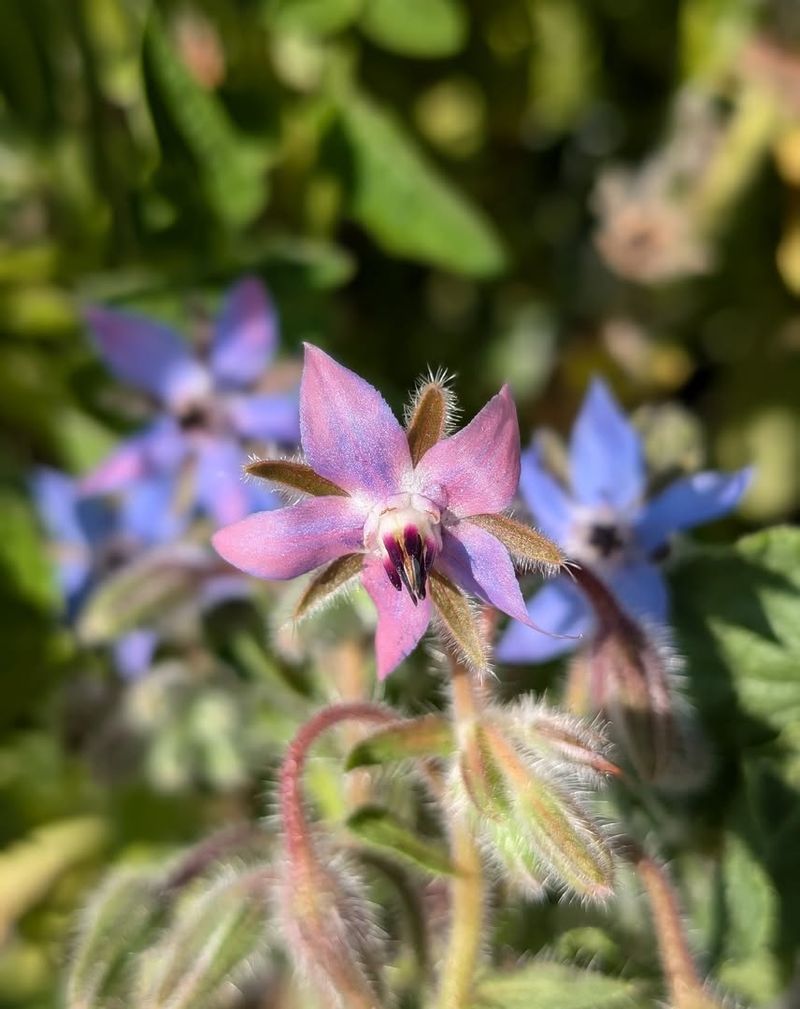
[568,566,708,790]
[133,867,272,1009]
[278,846,386,1009]
[451,713,615,901]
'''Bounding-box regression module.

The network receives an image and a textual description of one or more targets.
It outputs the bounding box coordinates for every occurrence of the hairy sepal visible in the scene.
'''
[404,372,457,465]
[293,553,365,622]
[246,458,348,497]
[429,570,490,675]
[466,513,566,575]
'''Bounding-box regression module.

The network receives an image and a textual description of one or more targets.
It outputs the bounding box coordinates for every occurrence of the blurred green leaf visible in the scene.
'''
[527,0,595,134]
[146,11,271,230]
[671,527,800,743]
[360,0,467,58]
[346,805,454,875]
[474,961,645,1008]
[264,0,362,36]
[335,91,506,276]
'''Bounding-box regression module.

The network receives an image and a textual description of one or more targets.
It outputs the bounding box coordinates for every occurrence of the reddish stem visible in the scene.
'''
[278,702,395,866]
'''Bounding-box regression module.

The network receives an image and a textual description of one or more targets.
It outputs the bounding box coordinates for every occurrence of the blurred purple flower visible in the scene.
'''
[82,277,299,526]
[31,467,184,678]
[497,378,752,664]
[212,345,545,680]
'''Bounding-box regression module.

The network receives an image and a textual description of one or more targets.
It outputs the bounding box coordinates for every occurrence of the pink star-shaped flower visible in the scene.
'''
[213,345,563,678]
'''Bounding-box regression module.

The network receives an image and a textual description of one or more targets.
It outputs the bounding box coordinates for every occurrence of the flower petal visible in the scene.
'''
[569,378,644,508]
[518,443,573,543]
[635,467,753,553]
[608,562,669,624]
[85,307,210,408]
[210,277,278,388]
[212,495,368,580]
[119,475,185,545]
[81,419,186,495]
[227,392,300,445]
[362,555,431,679]
[30,469,94,600]
[438,521,530,624]
[113,628,159,680]
[415,386,520,517]
[495,577,591,664]
[195,438,254,527]
[300,345,412,500]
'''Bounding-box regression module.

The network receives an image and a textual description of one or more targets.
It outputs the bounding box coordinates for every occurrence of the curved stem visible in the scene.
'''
[279,701,394,869]
[438,657,485,1009]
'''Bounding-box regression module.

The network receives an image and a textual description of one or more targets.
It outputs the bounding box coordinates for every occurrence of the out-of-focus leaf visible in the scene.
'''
[671,527,800,744]
[474,961,645,1008]
[335,91,505,276]
[346,805,454,876]
[527,0,596,134]
[360,0,467,58]
[77,544,217,643]
[0,817,108,944]
[264,0,362,36]
[65,866,162,1009]
[714,832,782,1003]
[146,11,271,229]
[133,867,271,1009]
[680,0,760,82]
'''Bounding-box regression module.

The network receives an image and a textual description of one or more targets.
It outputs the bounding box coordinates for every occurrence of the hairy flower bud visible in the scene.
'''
[451,711,615,901]
[278,847,386,1009]
[568,566,707,789]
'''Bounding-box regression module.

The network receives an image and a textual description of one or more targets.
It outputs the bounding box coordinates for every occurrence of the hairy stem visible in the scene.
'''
[438,657,485,1009]
[279,702,395,1009]
[279,701,394,870]
[630,846,707,1007]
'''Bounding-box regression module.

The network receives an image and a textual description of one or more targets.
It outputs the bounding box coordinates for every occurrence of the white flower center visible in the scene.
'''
[364,493,443,604]
[566,505,634,572]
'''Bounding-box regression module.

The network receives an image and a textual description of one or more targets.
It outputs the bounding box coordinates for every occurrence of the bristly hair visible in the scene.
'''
[403,367,461,437]
[242,450,312,507]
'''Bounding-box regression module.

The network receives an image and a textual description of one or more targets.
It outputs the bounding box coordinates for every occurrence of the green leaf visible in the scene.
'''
[334,91,505,276]
[474,962,645,1009]
[670,527,800,744]
[264,0,362,36]
[146,11,270,229]
[360,0,467,57]
[346,714,454,768]
[346,805,454,876]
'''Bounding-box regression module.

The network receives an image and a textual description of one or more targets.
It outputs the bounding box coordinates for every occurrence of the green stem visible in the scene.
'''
[438,657,485,1009]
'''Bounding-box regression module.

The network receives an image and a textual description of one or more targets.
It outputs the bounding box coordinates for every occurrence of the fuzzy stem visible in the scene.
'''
[631,848,707,1007]
[279,701,394,869]
[438,657,485,1009]
[279,702,395,1009]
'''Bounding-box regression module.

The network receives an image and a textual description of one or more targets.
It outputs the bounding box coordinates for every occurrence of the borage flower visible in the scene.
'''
[212,346,565,679]
[497,378,752,664]
[83,277,299,526]
[31,468,184,677]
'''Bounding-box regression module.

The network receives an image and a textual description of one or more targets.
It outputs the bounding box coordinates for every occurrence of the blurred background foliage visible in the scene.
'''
[2,0,800,1006]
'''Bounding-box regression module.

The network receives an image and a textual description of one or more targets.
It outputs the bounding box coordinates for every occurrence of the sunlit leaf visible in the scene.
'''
[334,91,505,276]
[360,0,467,58]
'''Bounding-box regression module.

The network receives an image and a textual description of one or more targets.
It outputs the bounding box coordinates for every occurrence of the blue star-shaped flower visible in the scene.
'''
[496,378,752,663]
[31,467,187,678]
[81,276,299,526]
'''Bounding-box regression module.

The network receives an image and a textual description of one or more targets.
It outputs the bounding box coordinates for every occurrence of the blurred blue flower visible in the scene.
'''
[497,378,752,664]
[82,276,299,526]
[31,467,185,678]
